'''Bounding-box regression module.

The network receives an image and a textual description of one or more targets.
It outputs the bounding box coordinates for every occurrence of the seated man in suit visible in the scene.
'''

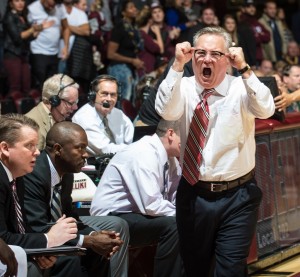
[0,113,79,276]
[0,238,27,277]
[26,74,79,150]
[23,121,129,277]
[72,75,134,157]
[91,119,185,277]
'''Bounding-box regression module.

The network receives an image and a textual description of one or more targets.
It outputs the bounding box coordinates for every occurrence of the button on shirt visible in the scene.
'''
[90,134,182,217]
[155,68,275,181]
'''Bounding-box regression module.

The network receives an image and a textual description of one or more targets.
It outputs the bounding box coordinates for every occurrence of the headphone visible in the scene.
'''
[49,74,76,107]
[88,74,121,103]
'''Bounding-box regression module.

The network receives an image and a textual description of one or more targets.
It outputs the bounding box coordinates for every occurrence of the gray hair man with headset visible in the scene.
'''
[72,75,134,157]
[26,74,79,150]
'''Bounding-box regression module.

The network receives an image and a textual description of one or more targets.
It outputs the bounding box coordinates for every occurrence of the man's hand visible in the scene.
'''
[0,238,18,277]
[47,215,78,247]
[35,256,57,270]
[227,47,247,71]
[172,42,194,72]
[83,230,124,259]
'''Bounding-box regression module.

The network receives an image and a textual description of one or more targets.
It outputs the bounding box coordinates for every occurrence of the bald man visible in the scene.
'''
[23,121,129,277]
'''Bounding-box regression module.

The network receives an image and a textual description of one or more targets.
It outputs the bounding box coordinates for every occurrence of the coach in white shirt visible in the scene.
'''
[91,119,184,277]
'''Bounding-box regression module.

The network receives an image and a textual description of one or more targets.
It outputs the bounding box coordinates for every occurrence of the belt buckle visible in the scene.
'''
[210,183,221,192]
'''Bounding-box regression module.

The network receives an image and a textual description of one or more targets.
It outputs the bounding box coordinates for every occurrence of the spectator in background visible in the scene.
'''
[182,0,199,22]
[91,119,184,277]
[165,0,197,42]
[276,7,294,46]
[61,0,95,94]
[282,64,300,112]
[107,0,144,102]
[26,74,79,150]
[184,5,219,45]
[88,0,107,72]
[292,10,300,45]
[222,14,256,71]
[0,0,8,73]
[150,2,179,61]
[257,59,274,76]
[27,0,70,90]
[283,41,300,66]
[239,0,271,67]
[72,75,134,157]
[136,5,164,77]
[3,0,53,98]
[259,0,287,63]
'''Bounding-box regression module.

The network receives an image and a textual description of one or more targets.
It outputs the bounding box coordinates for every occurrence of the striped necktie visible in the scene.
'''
[162,162,169,199]
[182,88,214,185]
[103,117,115,143]
[51,184,62,222]
[11,180,26,234]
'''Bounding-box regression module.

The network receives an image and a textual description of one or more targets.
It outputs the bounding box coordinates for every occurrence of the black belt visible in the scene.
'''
[194,170,255,192]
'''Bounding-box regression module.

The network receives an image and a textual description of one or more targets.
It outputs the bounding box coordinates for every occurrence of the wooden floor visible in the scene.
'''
[250,254,300,277]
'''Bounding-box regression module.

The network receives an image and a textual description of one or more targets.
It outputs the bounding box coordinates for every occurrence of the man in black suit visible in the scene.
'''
[0,113,79,276]
[23,121,129,277]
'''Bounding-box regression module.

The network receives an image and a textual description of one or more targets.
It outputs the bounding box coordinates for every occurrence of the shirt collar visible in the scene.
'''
[152,133,168,166]
[0,161,13,182]
[46,154,61,188]
[196,74,229,97]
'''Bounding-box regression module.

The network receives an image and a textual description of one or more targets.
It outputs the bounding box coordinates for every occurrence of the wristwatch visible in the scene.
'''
[237,64,251,75]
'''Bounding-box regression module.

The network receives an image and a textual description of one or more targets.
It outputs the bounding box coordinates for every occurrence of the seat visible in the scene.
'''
[1,98,18,114]
[17,97,36,114]
[121,99,137,121]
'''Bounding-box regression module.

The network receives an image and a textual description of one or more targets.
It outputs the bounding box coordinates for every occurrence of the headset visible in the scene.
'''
[49,74,76,107]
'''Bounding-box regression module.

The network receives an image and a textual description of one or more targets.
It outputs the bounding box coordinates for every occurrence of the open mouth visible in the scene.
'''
[203,67,212,77]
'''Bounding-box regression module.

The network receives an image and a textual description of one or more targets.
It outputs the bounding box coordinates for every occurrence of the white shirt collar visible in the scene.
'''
[0,161,13,182]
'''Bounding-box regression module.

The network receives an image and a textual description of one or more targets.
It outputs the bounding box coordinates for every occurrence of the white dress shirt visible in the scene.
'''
[72,103,134,156]
[90,134,182,217]
[155,68,275,181]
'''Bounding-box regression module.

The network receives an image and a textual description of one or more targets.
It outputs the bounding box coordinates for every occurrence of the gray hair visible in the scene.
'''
[156,119,181,137]
[42,74,79,103]
[193,26,232,50]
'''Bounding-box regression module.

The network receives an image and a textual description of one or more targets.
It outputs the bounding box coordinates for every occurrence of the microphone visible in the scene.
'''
[94,102,111,108]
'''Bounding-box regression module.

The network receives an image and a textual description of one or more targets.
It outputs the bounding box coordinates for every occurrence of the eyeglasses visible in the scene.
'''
[61,98,79,107]
[194,49,226,62]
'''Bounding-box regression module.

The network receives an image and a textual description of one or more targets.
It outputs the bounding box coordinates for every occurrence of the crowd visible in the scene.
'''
[0,0,299,113]
[0,0,300,276]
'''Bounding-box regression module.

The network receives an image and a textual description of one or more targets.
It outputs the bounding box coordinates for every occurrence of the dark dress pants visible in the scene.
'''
[117,213,184,277]
[30,54,58,90]
[176,177,262,277]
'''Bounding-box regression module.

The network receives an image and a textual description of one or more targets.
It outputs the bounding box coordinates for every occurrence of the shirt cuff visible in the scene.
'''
[44,233,49,248]
[76,235,84,247]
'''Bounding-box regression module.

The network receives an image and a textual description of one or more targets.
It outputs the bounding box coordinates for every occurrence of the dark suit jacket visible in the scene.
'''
[23,151,94,246]
[0,163,47,248]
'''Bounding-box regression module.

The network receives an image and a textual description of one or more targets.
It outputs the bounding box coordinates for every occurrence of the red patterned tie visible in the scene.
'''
[11,180,26,234]
[182,88,214,185]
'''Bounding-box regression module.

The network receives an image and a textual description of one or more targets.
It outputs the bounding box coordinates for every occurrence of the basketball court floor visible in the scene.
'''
[250,254,300,277]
